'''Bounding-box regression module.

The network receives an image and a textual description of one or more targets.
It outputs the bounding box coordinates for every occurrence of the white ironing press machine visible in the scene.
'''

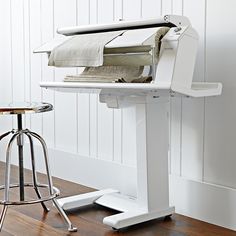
[35,15,222,230]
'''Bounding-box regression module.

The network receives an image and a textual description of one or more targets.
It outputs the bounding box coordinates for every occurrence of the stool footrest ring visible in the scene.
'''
[0,183,60,206]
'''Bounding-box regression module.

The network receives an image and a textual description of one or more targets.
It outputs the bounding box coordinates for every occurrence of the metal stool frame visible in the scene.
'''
[0,114,77,232]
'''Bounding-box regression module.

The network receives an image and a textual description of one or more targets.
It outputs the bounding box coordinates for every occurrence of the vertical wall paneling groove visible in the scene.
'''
[123,0,141,20]
[204,0,236,188]
[114,0,122,21]
[76,0,90,157]
[90,0,98,24]
[9,0,14,129]
[169,0,182,176]
[41,0,55,148]
[9,0,13,104]
[162,0,172,15]
[97,0,114,161]
[142,0,161,18]
[23,0,30,129]
[40,0,43,136]
[52,0,56,149]
[11,0,25,102]
[24,0,32,129]
[89,0,98,158]
[77,0,90,24]
[113,0,123,163]
[29,0,43,134]
[75,1,79,154]
[181,0,205,181]
[202,0,207,182]
[53,0,77,153]
[172,0,182,15]
[97,0,113,23]
[0,4,3,99]
[121,0,143,167]
[0,0,12,136]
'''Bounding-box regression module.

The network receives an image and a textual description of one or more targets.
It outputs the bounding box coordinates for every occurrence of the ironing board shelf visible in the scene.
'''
[40,81,170,90]
[40,81,171,95]
[40,81,222,97]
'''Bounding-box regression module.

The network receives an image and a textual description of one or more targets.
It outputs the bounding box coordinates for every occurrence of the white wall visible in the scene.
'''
[1,0,236,230]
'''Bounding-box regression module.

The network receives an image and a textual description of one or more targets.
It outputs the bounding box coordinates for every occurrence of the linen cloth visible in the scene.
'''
[48,31,124,67]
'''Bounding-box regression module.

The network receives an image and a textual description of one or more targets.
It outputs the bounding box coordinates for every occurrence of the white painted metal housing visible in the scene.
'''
[37,15,222,98]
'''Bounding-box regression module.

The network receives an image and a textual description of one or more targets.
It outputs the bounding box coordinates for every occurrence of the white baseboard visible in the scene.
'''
[169,175,236,231]
[47,147,137,197]
[0,143,137,197]
[0,143,235,230]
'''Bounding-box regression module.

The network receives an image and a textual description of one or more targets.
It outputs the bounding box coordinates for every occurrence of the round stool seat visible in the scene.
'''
[0,102,53,115]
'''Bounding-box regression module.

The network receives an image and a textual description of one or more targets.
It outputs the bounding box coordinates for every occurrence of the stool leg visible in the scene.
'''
[17,114,24,201]
[0,206,7,231]
[29,131,77,232]
[52,199,78,232]
[0,131,13,141]
[26,133,50,212]
[0,133,19,231]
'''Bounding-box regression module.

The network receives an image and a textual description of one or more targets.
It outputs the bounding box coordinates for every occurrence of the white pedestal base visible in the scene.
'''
[57,98,175,229]
[57,189,118,211]
[103,207,175,229]
[57,189,175,229]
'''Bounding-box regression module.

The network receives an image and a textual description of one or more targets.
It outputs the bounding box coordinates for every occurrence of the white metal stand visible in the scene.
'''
[40,78,221,230]
[37,14,222,231]
[57,94,175,229]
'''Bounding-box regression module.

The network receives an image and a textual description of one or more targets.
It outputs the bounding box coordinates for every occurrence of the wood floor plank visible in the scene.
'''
[0,229,13,236]
[0,162,236,236]
[3,208,65,236]
[158,214,236,236]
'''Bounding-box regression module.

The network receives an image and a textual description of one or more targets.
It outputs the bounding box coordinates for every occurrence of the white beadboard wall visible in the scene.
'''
[1,0,236,230]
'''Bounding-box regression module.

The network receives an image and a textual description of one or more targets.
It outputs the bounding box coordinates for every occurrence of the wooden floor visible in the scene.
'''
[0,162,235,236]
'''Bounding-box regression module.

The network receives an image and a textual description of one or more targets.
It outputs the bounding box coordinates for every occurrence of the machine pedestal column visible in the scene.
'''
[57,97,175,229]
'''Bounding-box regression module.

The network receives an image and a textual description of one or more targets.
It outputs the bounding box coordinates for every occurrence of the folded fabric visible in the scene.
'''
[64,66,152,83]
[48,31,124,67]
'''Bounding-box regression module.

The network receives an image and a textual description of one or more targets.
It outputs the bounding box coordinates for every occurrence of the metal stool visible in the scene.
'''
[0,102,77,232]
